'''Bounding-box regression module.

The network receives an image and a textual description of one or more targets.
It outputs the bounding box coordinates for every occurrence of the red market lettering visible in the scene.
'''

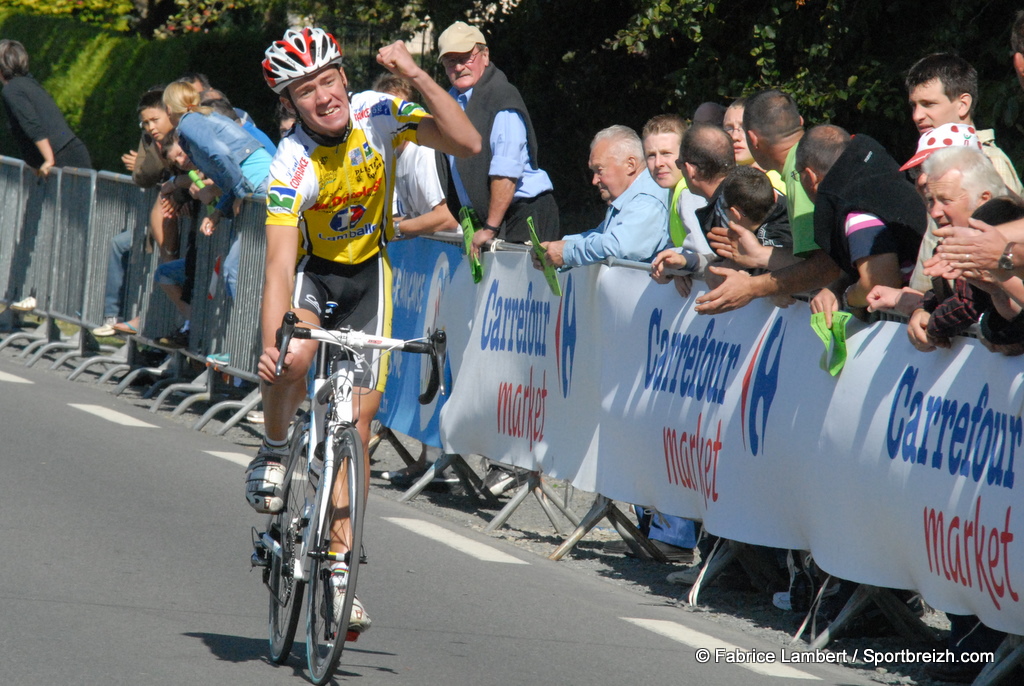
[496,367,547,449]
[923,498,1018,610]
[311,177,383,210]
[662,413,721,508]
[887,366,1019,489]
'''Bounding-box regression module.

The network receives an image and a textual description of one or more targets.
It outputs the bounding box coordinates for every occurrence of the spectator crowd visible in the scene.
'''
[5,10,1024,683]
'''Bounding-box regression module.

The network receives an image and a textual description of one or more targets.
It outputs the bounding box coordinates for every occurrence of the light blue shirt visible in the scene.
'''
[449,87,554,208]
[561,169,670,267]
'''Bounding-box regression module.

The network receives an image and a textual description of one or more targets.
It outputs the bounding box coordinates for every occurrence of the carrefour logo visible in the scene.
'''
[740,316,786,456]
[555,273,576,398]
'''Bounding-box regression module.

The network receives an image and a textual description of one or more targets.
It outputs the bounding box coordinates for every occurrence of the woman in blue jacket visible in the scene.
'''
[163,80,272,298]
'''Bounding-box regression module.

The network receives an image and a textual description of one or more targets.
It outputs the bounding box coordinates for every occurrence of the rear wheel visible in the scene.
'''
[306,425,365,685]
[267,417,308,663]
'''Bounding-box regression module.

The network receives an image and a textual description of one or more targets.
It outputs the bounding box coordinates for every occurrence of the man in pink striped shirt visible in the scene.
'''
[795,125,928,325]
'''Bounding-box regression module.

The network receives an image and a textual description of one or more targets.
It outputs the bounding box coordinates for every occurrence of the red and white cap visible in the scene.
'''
[899,123,982,171]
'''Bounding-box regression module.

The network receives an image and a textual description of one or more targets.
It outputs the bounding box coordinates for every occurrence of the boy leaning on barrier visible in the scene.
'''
[245,27,480,632]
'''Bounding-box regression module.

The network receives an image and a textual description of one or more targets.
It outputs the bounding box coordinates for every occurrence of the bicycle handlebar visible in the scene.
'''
[274,313,447,404]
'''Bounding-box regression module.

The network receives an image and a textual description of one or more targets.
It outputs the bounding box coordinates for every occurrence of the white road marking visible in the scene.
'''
[68,404,157,428]
[205,451,252,467]
[0,370,32,384]
[383,517,529,565]
[622,618,821,680]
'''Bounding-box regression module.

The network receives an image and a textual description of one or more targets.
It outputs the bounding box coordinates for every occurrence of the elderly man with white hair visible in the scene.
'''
[537,125,670,268]
[905,146,1024,352]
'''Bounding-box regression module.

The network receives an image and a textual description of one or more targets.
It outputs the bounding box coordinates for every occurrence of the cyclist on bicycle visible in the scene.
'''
[247,27,481,631]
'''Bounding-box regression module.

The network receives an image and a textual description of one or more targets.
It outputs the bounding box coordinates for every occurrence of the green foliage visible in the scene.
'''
[5,0,134,32]
[611,0,1024,164]
[4,0,1024,222]
[0,12,281,172]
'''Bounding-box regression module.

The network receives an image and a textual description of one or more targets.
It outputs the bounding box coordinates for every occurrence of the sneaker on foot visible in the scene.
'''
[666,563,704,586]
[327,564,371,635]
[159,328,190,348]
[483,465,517,496]
[91,316,119,337]
[245,446,287,513]
[10,296,36,312]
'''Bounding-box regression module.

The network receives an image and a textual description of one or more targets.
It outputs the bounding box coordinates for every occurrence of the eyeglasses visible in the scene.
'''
[441,47,483,70]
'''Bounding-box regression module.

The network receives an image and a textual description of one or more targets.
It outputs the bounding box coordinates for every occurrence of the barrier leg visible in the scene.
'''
[195,387,261,433]
[973,634,1024,686]
[0,308,21,332]
[26,331,84,367]
[805,585,935,650]
[379,428,421,468]
[397,452,498,505]
[68,343,129,381]
[49,330,106,371]
[93,363,130,384]
[686,539,743,606]
[150,369,209,413]
[534,478,581,532]
[549,494,664,562]
[0,317,59,353]
[483,476,535,533]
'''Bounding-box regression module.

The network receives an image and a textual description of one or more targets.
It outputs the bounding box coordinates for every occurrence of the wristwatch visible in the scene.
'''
[999,242,1016,270]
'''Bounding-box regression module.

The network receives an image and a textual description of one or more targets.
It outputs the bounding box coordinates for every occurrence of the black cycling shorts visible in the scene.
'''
[292,252,393,392]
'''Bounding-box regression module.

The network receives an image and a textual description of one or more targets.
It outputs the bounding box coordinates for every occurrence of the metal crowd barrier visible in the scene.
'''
[0,158,267,433]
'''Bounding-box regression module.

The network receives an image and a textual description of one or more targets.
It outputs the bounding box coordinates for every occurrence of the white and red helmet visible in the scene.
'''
[263,27,344,94]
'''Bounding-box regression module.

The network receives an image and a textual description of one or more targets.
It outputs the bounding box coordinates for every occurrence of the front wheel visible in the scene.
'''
[267,417,308,664]
[306,425,366,685]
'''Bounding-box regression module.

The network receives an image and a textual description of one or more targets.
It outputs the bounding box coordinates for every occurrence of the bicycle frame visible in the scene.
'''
[257,312,446,679]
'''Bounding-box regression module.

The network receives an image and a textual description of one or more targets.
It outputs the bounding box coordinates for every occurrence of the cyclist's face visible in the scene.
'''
[139,107,173,143]
[285,66,350,138]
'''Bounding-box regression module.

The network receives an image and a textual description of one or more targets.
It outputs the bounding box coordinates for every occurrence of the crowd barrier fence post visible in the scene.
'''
[67,173,155,380]
[0,169,62,354]
[974,634,1024,686]
[0,157,28,323]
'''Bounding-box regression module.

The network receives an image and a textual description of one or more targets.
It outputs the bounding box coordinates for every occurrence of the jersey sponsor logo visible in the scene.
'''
[268,186,298,212]
[310,177,383,210]
[290,156,310,189]
[349,148,364,166]
[362,142,374,160]
[329,204,367,233]
[354,106,371,122]
[370,101,391,117]
[398,100,424,117]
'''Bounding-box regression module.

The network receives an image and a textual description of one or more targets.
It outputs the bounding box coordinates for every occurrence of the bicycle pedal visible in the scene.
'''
[251,548,270,568]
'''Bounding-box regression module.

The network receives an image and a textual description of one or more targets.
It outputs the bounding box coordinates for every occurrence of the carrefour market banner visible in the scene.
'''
[437,249,1022,635]
[377,237,462,447]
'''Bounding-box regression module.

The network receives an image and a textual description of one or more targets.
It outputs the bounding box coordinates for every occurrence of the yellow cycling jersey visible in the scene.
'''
[265,91,427,264]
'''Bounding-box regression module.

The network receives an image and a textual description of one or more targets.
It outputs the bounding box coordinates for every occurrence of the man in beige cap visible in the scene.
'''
[437,20,560,257]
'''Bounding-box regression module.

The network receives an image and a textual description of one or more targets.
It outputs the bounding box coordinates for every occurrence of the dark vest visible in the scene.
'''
[446,64,539,220]
[813,134,927,278]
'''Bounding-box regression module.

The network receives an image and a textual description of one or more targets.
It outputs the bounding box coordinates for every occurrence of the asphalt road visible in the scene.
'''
[0,354,876,686]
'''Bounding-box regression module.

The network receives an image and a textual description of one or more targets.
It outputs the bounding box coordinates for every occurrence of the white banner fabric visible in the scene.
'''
[434,250,1022,634]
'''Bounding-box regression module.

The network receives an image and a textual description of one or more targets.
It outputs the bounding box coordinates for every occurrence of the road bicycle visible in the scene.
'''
[251,309,446,684]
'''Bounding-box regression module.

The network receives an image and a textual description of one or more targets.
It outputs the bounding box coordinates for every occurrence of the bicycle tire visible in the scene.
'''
[267,417,309,664]
[306,425,365,685]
